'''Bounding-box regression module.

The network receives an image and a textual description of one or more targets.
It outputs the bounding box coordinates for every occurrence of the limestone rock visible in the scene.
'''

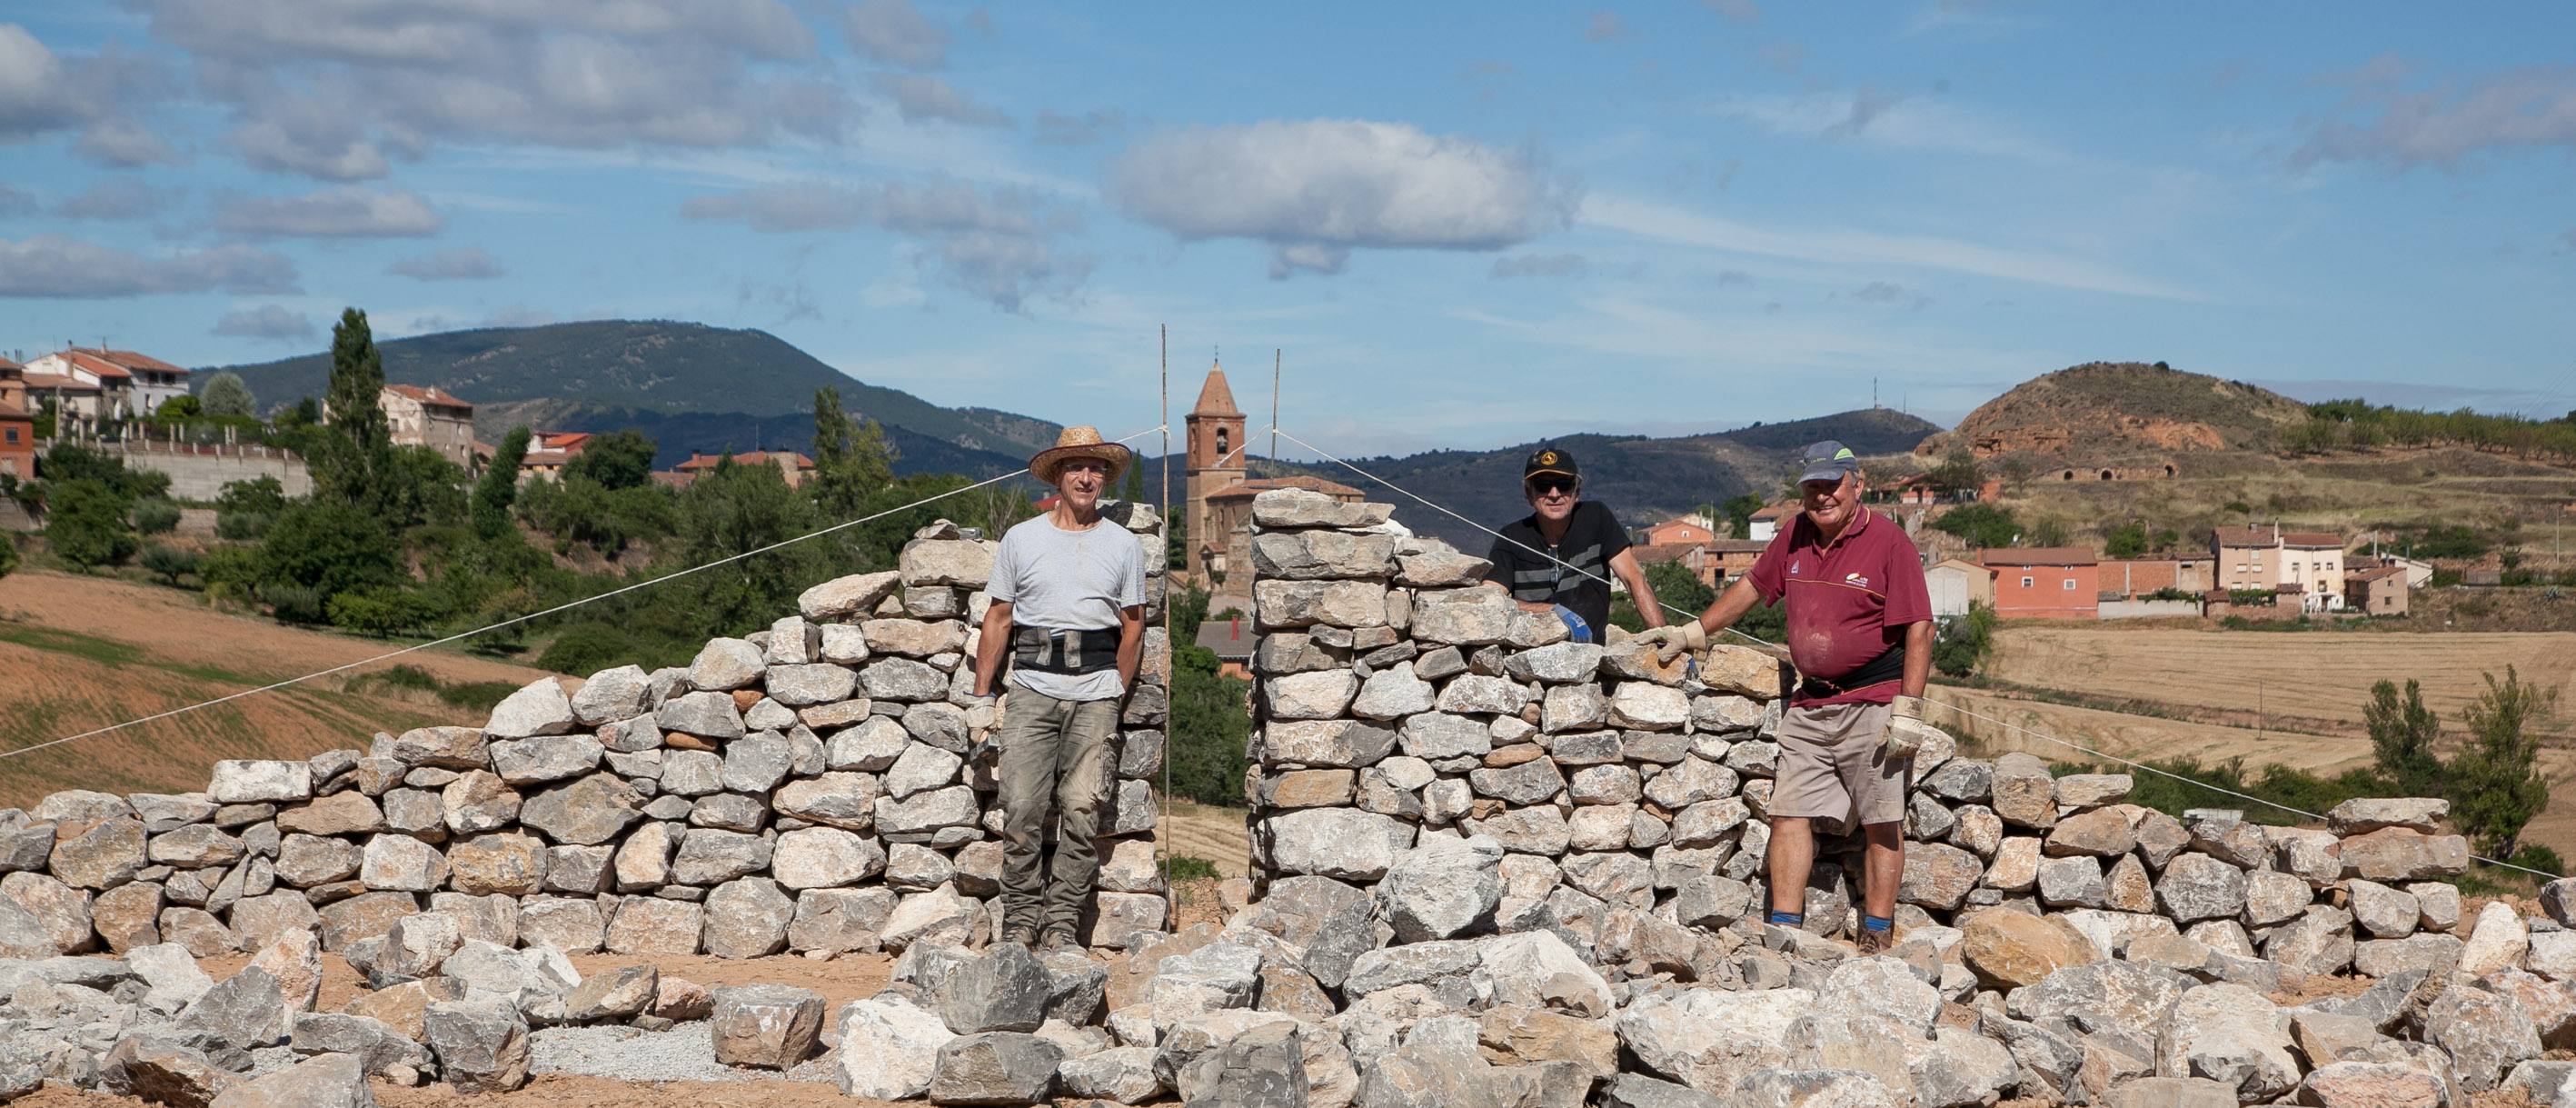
[423,998,531,1093]
[711,983,826,1069]
[1961,909,2100,989]
[838,994,958,1099]
[930,1031,1064,1104]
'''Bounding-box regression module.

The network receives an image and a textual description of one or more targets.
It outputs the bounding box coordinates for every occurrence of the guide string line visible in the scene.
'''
[0,424,1169,764]
[1267,424,2554,881]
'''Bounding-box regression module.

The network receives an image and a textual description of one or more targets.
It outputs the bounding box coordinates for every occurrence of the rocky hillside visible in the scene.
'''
[1920,362,2310,464]
[200,320,1059,475]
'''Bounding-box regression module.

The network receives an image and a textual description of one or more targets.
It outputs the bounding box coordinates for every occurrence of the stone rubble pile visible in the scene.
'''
[0,511,1172,1102]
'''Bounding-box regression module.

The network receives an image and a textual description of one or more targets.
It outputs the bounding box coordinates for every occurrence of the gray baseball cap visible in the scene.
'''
[1796,440,1860,484]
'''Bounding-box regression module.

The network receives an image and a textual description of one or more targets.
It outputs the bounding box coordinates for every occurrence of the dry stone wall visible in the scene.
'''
[1243,487,2486,975]
[0,506,1171,972]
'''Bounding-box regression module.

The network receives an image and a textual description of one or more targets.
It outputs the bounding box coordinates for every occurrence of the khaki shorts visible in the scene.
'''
[1770,701,1909,826]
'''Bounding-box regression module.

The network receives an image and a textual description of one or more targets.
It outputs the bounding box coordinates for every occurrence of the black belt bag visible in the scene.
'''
[1012,626,1122,675]
[1798,643,1906,700]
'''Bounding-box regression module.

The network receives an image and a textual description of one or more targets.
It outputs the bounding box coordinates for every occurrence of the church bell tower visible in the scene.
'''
[1183,358,1248,581]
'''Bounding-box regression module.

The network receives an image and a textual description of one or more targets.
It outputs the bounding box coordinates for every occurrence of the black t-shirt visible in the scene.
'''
[1485,500,1631,636]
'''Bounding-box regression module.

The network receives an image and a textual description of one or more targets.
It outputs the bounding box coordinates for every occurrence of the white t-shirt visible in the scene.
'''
[988,513,1147,702]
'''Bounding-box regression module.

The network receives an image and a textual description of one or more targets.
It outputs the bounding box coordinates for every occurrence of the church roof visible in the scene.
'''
[1191,364,1244,418]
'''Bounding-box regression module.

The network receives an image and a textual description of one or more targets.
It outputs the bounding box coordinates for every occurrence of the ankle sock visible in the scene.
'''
[1766,910,1804,927]
[1862,914,1895,933]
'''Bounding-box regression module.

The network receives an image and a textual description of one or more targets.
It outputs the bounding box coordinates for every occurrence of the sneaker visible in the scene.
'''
[1039,928,1081,953]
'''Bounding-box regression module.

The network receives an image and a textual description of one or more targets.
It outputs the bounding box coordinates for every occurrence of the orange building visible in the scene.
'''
[0,397,34,479]
[1639,516,1717,547]
[1979,547,2100,620]
[664,450,815,489]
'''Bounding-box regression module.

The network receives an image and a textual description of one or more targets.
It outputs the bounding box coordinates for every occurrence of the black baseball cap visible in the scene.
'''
[1523,444,1578,483]
[1796,440,1860,484]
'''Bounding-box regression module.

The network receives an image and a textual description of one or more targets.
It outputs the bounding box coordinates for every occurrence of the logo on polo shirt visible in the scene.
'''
[1788,559,1801,575]
[1845,572,1871,588]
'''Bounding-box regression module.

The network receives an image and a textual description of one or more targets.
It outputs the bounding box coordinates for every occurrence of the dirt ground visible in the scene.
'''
[1987,625,2576,737]
[0,570,549,807]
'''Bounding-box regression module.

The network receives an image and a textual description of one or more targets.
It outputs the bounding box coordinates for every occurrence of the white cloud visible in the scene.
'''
[0,25,179,166]
[682,181,1083,309]
[1110,119,1576,278]
[0,235,298,298]
[55,179,175,220]
[843,0,948,69]
[0,25,88,139]
[2293,65,2576,170]
[215,186,443,238]
[1581,193,2201,301]
[389,247,505,281]
[1707,89,2064,162]
[874,74,1009,127]
[131,0,852,178]
[213,304,313,340]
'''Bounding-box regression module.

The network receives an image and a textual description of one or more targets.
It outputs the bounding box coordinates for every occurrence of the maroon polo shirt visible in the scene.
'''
[1744,505,1933,707]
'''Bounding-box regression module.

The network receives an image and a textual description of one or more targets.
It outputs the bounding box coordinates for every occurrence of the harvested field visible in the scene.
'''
[0,569,549,808]
[1987,625,2576,737]
[1160,798,1253,878]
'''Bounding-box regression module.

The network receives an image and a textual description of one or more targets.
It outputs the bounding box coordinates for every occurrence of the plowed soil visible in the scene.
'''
[0,570,549,808]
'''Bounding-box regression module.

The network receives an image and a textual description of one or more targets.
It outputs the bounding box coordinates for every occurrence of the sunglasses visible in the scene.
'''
[1527,477,1578,496]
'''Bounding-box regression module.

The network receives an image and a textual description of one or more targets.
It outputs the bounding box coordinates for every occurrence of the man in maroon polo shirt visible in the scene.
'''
[1636,441,1938,953]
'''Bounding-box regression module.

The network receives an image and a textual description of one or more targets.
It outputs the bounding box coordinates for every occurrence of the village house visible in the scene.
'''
[1194,615,1255,680]
[0,397,33,479]
[1638,515,1718,547]
[1979,547,2101,620]
[2096,555,2214,599]
[1925,556,1994,620]
[661,450,816,490]
[1633,538,1766,590]
[518,431,592,482]
[1746,501,1798,542]
[2214,524,2347,612]
[373,384,479,472]
[2346,564,2411,617]
[0,356,22,412]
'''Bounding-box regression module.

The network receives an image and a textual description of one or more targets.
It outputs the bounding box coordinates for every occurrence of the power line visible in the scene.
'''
[0,424,1168,765]
[1268,424,2555,881]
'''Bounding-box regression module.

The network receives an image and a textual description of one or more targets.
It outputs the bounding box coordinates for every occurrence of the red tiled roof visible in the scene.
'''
[674,450,814,472]
[1192,365,1244,418]
[2347,564,2406,584]
[1750,501,1799,520]
[78,348,186,374]
[0,397,29,418]
[63,351,130,380]
[384,384,474,410]
[1195,618,1255,659]
[1978,546,2099,567]
[1207,474,1362,500]
[20,373,98,393]
[535,431,592,451]
[0,356,20,371]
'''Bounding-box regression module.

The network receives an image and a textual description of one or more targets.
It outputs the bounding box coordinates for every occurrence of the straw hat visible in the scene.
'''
[1029,425,1133,484]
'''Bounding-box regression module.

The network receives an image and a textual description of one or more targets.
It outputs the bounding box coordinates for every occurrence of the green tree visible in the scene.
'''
[140,544,201,586]
[1721,492,1767,539]
[2448,666,2556,859]
[328,585,437,637]
[1932,603,1996,677]
[312,307,396,513]
[259,500,403,601]
[2028,517,2072,547]
[1932,504,2021,549]
[1611,560,1716,632]
[1120,460,1145,504]
[47,479,137,569]
[2105,522,2148,560]
[671,455,830,638]
[1925,448,1981,494]
[200,372,257,418]
[1165,583,1250,805]
[133,499,181,535]
[0,534,19,581]
[215,476,286,540]
[2364,679,2445,796]
[475,426,532,539]
[563,429,657,490]
[809,387,897,521]
[155,394,203,419]
[382,445,469,529]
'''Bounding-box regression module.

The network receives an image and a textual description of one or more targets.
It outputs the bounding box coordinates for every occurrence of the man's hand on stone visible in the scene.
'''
[1633,621,1706,664]
[1885,694,1941,759]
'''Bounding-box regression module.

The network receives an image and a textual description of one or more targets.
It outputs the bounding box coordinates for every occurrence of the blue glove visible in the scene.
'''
[1552,604,1594,644]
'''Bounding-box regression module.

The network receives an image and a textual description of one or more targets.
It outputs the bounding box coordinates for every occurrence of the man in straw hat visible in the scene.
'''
[972,425,1149,950]
[1635,441,1937,953]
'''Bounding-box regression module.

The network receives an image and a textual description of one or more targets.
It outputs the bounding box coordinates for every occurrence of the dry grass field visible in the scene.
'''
[1986,625,2576,737]
[1160,798,1254,878]
[0,570,550,808]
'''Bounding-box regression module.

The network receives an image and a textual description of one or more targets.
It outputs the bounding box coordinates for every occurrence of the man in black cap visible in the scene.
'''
[1481,444,1665,641]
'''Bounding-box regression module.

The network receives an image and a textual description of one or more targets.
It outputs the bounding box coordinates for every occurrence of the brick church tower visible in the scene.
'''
[1183,359,1246,580]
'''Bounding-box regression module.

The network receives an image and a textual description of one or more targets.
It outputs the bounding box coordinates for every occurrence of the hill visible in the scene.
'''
[0,570,550,807]
[1919,361,2309,465]
[201,319,1060,474]
[1184,407,1942,550]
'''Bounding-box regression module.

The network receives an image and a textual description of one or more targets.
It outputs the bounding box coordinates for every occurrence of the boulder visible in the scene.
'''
[2158,983,2298,1103]
[423,998,531,1093]
[104,1037,234,1107]
[838,994,959,1099]
[1377,833,1504,942]
[935,942,1051,1033]
[929,1032,1063,1104]
[206,1051,371,1108]
[711,983,826,1069]
[1960,908,2100,989]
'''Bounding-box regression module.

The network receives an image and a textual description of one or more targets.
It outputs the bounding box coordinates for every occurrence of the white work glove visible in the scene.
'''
[1885,694,1940,759]
[1634,621,1707,664]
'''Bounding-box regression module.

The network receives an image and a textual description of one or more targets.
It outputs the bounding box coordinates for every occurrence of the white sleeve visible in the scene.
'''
[987,532,1021,604]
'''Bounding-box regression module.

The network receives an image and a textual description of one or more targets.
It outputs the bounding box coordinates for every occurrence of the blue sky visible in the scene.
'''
[4,2,2571,456]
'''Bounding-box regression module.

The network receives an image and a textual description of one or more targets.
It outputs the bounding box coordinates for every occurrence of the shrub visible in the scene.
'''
[1933,504,2020,549]
[132,499,181,535]
[1160,855,1220,882]
[537,622,645,675]
[139,544,201,586]
[261,582,328,624]
[46,479,137,569]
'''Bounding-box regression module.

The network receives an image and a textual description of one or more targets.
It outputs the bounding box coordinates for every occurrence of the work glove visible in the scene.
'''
[1885,694,1941,760]
[1633,621,1707,664]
